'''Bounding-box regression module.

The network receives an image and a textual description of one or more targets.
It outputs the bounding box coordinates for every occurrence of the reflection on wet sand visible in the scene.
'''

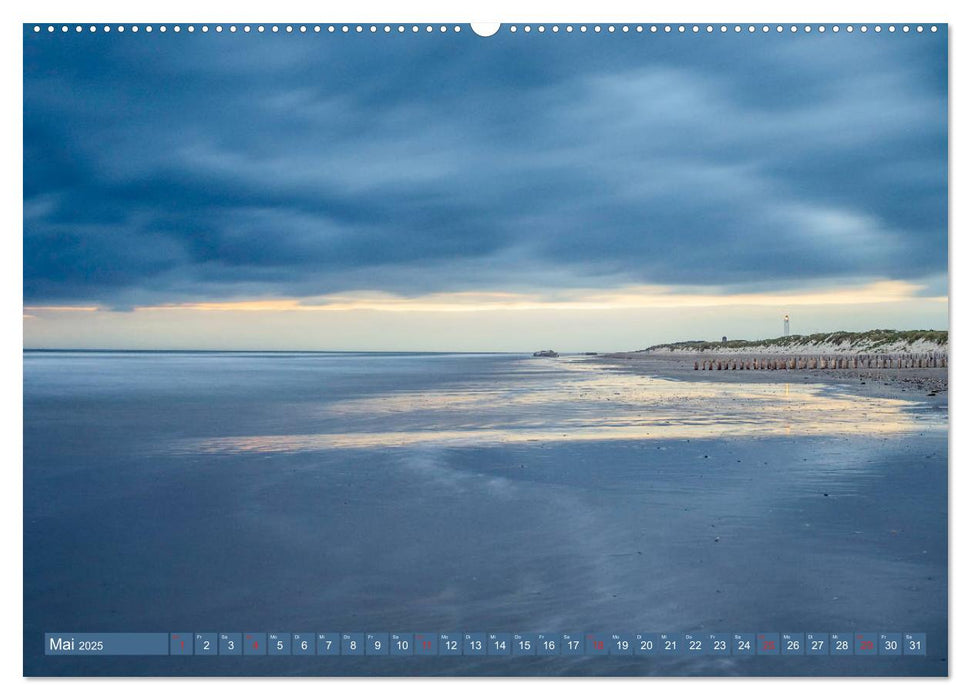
[184,360,942,454]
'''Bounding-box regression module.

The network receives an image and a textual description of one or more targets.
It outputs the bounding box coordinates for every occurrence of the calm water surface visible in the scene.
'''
[24,352,947,675]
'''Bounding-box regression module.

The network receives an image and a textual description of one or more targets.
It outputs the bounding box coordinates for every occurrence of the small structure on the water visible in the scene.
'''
[532,350,559,358]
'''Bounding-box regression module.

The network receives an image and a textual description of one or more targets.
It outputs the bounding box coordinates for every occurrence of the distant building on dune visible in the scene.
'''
[784,315,790,337]
[722,336,728,343]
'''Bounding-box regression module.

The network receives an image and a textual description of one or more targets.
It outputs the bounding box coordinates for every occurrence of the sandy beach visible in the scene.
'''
[599,352,948,406]
[24,351,947,676]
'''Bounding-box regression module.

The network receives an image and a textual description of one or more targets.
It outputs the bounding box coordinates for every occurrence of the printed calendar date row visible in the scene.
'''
[46,632,926,656]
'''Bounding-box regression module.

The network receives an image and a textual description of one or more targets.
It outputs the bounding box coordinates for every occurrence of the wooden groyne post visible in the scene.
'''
[692,351,948,370]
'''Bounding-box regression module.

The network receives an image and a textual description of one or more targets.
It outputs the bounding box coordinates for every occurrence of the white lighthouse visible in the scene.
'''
[784,314,790,337]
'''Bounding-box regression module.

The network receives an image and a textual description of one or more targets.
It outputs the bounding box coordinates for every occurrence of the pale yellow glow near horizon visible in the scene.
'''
[22,280,946,317]
[23,305,99,315]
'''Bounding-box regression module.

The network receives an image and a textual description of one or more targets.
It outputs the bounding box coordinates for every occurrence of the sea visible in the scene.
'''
[23,351,948,675]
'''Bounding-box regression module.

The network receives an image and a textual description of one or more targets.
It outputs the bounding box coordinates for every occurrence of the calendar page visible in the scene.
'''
[23,20,948,678]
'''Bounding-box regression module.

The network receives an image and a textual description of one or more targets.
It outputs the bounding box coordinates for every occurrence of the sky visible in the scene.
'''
[23,25,948,351]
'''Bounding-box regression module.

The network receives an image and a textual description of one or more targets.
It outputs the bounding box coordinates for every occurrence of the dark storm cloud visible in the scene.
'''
[23,27,947,306]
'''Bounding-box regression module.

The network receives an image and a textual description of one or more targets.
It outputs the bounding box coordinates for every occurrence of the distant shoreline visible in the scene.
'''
[641,329,948,356]
[590,352,948,407]
[22,348,527,355]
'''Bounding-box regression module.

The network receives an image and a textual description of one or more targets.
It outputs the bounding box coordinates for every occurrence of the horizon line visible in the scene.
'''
[22,347,546,354]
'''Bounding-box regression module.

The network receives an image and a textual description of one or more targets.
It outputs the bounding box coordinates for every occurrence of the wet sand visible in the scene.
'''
[23,352,947,676]
[600,352,948,406]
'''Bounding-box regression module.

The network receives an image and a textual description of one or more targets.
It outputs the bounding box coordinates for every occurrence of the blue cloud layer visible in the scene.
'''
[23,27,948,306]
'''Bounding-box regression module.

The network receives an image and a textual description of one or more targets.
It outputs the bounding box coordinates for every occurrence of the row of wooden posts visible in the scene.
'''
[693,353,948,371]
